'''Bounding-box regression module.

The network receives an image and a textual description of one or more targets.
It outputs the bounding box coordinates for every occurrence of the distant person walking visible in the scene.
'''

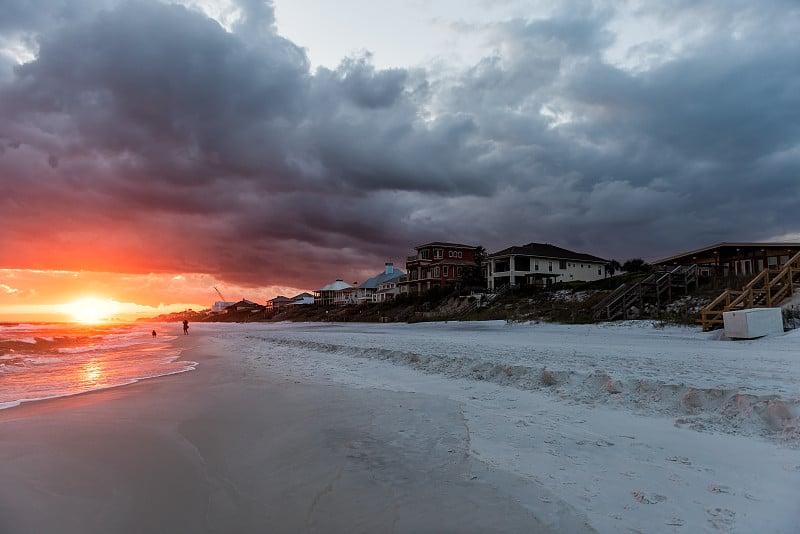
[182,320,189,335]
[151,330,157,338]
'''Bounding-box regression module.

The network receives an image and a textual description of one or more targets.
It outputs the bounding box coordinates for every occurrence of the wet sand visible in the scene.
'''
[0,333,591,534]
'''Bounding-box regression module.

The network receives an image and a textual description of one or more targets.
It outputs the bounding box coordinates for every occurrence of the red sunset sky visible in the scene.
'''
[1,0,798,321]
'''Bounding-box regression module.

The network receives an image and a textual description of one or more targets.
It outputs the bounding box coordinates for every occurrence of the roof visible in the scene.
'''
[291,292,315,300]
[318,279,353,292]
[227,299,262,310]
[653,242,800,264]
[488,243,607,263]
[414,242,479,250]
[358,268,406,289]
[269,296,295,304]
[230,299,258,306]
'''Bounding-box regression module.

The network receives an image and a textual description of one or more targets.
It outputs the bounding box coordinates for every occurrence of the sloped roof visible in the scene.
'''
[488,243,607,263]
[414,241,478,250]
[359,268,406,290]
[654,242,800,264]
[291,292,315,300]
[318,279,353,292]
[269,296,295,304]
[227,299,261,309]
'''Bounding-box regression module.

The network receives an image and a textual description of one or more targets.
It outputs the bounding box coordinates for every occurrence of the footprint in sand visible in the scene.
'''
[707,484,732,494]
[575,439,615,447]
[632,491,667,504]
[666,456,692,465]
[706,508,735,530]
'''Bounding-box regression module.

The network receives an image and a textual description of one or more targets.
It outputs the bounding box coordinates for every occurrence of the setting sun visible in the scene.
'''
[61,297,120,323]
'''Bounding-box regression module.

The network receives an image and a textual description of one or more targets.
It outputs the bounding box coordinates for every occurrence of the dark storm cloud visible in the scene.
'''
[1,0,798,291]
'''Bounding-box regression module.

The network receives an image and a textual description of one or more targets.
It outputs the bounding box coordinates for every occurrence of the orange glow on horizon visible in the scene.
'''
[0,268,308,322]
[60,297,120,324]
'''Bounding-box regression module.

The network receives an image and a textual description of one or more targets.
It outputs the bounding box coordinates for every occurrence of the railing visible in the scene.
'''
[592,283,634,321]
[700,250,800,331]
[407,255,432,262]
[593,264,699,322]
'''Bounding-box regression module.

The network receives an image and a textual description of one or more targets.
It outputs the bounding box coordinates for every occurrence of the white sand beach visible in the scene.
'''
[1,320,799,533]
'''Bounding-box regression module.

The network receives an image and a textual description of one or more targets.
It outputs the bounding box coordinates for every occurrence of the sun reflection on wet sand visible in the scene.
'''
[1,324,195,409]
[82,361,104,386]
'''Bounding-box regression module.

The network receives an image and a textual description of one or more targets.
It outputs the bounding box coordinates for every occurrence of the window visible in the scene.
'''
[534,260,539,271]
[559,260,567,270]
[548,261,553,272]
[434,248,443,259]
[433,267,440,277]
[515,257,530,271]
[448,250,463,259]
[598,269,602,275]
[420,250,430,260]
[457,267,463,277]
[443,266,449,276]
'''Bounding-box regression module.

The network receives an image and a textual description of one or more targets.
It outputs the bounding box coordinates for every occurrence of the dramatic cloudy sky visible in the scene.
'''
[1,0,799,316]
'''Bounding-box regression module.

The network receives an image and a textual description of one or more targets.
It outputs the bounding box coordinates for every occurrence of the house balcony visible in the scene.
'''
[407,255,433,263]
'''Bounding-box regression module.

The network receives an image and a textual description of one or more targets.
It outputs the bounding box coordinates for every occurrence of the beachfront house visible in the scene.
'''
[377,274,407,302]
[653,242,800,278]
[486,243,608,290]
[266,296,296,311]
[267,292,315,311]
[212,300,237,313]
[290,292,315,305]
[224,299,266,314]
[349,263,406,303]
[315,279,354,306]
[400,242,481,294]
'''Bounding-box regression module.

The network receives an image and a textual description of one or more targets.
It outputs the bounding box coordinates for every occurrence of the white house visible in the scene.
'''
[486,243,608,290]
[290,292,315,305]
[315,279,353,306]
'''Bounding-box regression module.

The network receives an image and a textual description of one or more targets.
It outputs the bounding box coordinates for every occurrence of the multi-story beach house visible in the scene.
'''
[401,242,481,294]
[377,274,407,302]
[315,279,353,306]
[266,293,314,311]
[349,263,406,303]
[266,296,295,311]
[486,243,608,290]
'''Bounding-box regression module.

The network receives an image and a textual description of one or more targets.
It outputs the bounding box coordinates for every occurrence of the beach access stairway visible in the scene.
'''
[593,264,699,322]
[700,250,800,331]
[414,285,512,320]
[457,284,510,316]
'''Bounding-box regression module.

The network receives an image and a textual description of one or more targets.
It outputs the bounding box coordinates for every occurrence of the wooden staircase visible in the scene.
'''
[593,265,698,321]
[700,250,800,331]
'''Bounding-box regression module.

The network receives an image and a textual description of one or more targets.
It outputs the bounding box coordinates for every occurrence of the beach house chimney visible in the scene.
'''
[385,263,394,275]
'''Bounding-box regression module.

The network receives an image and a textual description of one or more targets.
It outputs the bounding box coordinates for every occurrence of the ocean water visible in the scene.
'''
[0,323,196,410]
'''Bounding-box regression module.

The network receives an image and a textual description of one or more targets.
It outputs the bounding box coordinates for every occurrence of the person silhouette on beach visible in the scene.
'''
[182,320,189,335]
[151,330,157,338]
